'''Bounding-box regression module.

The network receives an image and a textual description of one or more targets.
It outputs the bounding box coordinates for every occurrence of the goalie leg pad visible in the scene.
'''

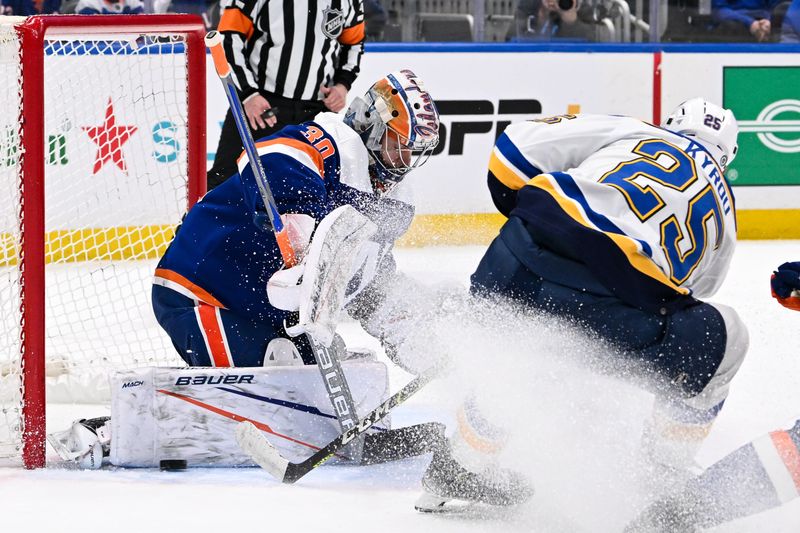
[109,362,389,467]
[357,272,455,376]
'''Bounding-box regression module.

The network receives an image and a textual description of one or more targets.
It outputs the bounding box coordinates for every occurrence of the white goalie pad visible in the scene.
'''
[109,362,390,467]
[359,273,457,376]
[291,205,379,346]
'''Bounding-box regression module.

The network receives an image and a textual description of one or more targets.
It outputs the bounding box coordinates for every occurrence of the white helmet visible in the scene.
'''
[345,69,440,192]
[663,98,739,170]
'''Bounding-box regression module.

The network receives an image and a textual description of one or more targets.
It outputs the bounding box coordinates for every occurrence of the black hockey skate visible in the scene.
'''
[415,450,534,513]
[624,496,701,533]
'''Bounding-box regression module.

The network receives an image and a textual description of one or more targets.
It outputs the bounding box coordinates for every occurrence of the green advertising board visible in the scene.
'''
[723,66,800,186]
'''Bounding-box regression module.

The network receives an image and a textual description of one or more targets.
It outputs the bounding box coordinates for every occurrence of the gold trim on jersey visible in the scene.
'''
[527,174,690,294]
[488,148,528,191]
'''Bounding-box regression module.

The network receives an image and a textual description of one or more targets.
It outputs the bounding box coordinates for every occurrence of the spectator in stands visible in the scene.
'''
[781,0,800,41]
[1,0,60,15]
[712,0,789,41]
[141,0,171,12]
[510,0,595,41]
[364,0,388,41]
[75,0,144,13]
[166,0,215,15]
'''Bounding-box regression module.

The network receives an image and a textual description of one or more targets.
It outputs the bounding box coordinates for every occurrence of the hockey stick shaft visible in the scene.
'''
[304,335,365,459]
[206,31,364,457]
[205,31,295,267]
[237,365,439,483]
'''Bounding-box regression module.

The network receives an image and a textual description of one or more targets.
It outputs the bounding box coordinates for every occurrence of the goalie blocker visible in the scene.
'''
[48,360,390,468]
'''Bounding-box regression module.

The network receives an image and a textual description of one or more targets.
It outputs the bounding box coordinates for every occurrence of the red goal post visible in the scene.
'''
[0,14,206,469]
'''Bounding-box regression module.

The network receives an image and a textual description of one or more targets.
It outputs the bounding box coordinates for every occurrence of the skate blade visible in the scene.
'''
[414,492,476,514]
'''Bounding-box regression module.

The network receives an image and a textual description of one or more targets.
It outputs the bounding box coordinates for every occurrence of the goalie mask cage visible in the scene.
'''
[0,14,206,469]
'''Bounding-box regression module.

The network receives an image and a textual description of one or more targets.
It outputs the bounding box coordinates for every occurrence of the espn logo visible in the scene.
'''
[433,99,542,155]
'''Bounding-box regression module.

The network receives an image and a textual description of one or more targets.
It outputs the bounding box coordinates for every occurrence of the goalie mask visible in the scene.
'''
[345,69,440,193]
[663,98,739,170]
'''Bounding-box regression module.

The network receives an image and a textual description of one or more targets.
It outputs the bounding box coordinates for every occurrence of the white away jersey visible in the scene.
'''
[488,113,736,309]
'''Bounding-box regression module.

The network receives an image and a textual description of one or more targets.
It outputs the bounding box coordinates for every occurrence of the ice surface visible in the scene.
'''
[2,241,799,532]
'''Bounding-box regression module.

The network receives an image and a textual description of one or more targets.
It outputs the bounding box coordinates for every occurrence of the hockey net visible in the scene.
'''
[0,15,206,468]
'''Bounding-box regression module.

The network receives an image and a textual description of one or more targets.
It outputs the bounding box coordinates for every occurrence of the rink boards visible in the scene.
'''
[5,42,800,266]
[203,43,800,242]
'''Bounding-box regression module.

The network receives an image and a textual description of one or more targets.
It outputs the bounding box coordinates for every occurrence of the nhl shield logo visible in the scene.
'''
[322,8,345,38]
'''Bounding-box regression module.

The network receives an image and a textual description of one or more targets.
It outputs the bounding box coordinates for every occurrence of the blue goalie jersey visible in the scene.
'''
[154,112,413,325]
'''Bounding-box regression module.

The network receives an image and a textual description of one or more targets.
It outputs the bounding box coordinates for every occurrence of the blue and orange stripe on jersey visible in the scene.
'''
[237,136,326,177]
[195,303,234,368]
[752,427,800,503]
[153,269,234,367]
[154,268,226,308]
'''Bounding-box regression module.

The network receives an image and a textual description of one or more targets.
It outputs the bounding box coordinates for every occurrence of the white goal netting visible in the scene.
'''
[0,19,24,465]
[0,17,202,466]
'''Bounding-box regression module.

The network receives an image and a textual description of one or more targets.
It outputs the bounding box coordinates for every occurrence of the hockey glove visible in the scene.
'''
[770,261,800,311]
[265,213,316,312]
[267,261,306,312]
[282,213,316,261]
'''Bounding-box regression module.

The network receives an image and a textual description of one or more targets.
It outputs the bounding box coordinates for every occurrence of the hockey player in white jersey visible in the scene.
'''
[419,99,750,510]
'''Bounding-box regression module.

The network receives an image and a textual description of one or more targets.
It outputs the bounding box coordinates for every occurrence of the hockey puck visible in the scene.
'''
[159,459,188,471]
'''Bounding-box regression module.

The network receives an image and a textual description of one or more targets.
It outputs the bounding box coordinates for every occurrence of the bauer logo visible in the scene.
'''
[723,67,800,185]
[122,381,144,388]
[174,375,255,386]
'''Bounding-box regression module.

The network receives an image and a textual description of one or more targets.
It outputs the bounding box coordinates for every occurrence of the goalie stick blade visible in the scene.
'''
[235,422,289,481]
[241,366,441,484]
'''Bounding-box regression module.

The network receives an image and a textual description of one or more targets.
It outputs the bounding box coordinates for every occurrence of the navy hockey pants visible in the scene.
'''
[151,284,315,367]
[470,216,727,398]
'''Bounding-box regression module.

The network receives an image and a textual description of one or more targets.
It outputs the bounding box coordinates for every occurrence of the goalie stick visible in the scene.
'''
[235,365,440,483]
[205,31,293,264]
[205,31,366,460]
